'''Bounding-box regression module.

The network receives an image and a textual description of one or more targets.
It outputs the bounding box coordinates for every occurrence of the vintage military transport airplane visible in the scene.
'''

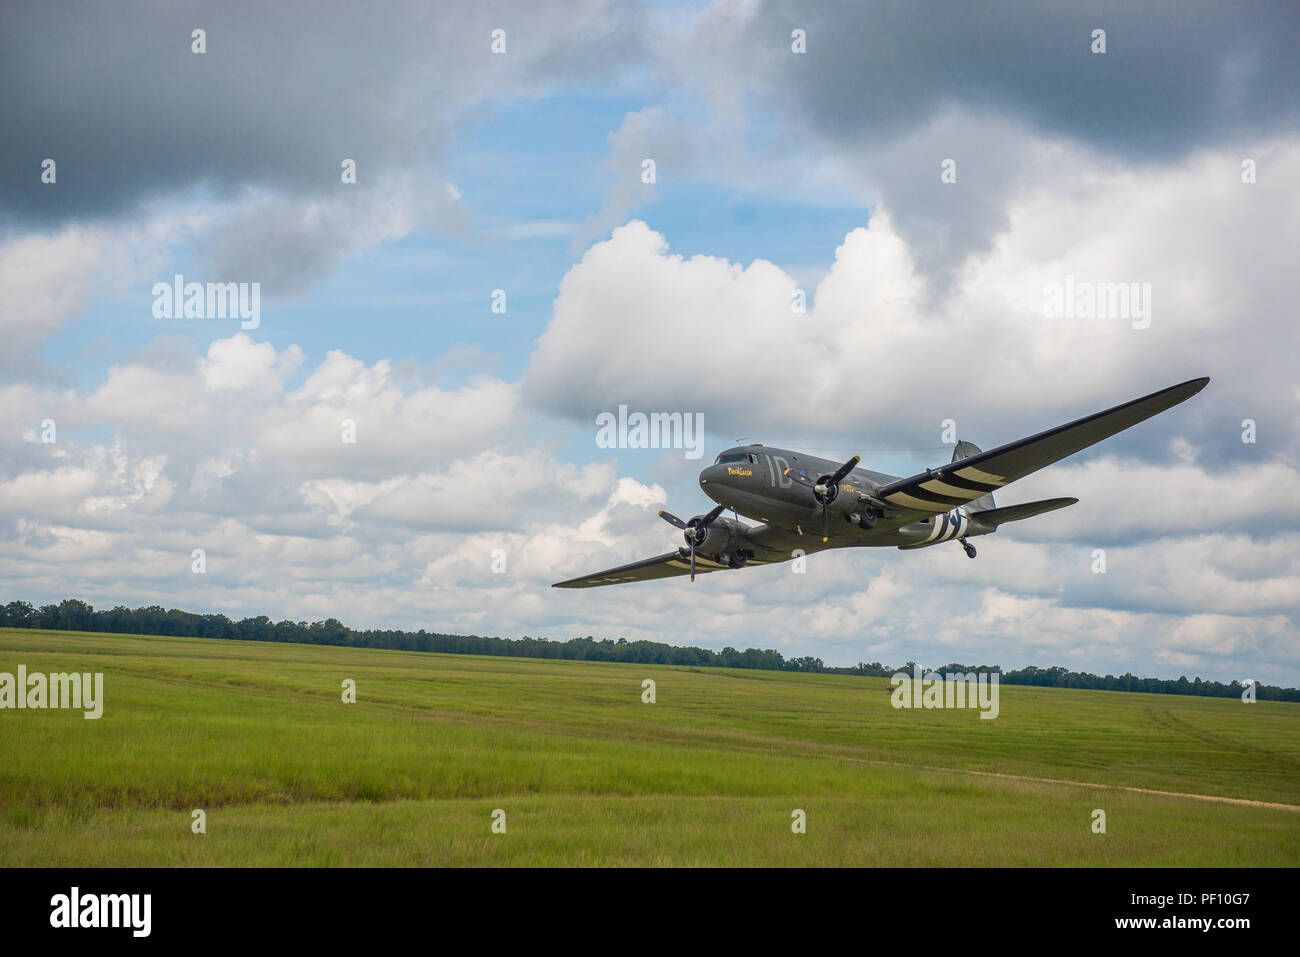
[553,377,1208,588]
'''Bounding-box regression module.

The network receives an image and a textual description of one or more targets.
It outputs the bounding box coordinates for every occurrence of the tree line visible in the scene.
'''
[2,597,1295,701]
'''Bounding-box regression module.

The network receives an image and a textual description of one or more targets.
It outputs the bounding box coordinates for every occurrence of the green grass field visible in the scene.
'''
[1,627,1296,866]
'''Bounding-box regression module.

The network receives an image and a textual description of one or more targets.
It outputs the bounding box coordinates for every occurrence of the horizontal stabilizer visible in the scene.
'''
[972,497,1078,527]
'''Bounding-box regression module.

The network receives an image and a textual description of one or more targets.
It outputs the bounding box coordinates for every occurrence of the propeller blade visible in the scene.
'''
[784,468,818,489]
[689,544,696,582]
[822,505,830,543]
[829,455,860,484]
[699,504,726,527]
[658,510,688,530]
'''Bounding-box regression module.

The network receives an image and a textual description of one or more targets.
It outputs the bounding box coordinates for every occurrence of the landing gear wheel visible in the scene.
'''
[726,552,748,569]
[960,538,976,559]
[858,510,878,530]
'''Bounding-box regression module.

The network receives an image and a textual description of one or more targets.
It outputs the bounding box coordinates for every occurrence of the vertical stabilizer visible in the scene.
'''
[952,441,996,511]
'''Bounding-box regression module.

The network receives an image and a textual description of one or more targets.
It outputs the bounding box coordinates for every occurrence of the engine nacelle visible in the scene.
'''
[686,516,753,560]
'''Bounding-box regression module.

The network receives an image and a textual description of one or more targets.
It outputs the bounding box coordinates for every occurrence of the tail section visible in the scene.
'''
[969,497,1078,528]
[951,441,996,512]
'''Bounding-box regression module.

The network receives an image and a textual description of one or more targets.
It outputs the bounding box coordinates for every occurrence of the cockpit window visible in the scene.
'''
[715,452,757,464]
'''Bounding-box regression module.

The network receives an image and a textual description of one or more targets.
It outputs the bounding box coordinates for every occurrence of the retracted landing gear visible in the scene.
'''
[960,537,977,559]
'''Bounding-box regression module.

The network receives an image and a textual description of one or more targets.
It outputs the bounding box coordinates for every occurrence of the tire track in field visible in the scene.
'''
[905,762,1300,812]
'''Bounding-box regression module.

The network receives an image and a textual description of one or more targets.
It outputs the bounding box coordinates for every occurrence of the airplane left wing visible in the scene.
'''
[875,377,1209,516]
[553,550,734,588]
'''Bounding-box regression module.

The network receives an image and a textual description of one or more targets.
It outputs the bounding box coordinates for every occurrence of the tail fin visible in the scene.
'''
[951,441,996,512]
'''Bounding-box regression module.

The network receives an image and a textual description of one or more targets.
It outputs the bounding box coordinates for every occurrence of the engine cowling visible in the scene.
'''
[685,515,752,560]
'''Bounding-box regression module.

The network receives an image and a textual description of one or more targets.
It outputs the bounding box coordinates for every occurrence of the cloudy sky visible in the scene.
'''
[3,1,1297,685]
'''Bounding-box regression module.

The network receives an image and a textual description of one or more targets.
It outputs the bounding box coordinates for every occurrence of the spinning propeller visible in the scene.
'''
[785,455,860,542]
[658,504,726,581]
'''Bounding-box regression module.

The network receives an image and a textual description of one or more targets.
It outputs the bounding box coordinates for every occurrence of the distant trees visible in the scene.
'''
[995,664,1276,698]
[3,601,33,626]
[1,596,1295,701]
[849,662,892,677]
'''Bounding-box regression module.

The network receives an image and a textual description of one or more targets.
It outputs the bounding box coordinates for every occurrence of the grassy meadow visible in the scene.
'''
[0,627,1296,866]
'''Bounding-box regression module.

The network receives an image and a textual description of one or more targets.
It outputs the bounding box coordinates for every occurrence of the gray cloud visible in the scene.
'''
[762,0,1299,159]
[651,0,1300,278]
[0,0,647,227]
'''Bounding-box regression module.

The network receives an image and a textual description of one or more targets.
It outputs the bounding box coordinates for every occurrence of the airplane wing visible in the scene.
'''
[875,377,1209,515]
[553,550,734,588]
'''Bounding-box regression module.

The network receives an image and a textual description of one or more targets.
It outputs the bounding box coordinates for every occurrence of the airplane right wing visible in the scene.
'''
[875,377,1209,516]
